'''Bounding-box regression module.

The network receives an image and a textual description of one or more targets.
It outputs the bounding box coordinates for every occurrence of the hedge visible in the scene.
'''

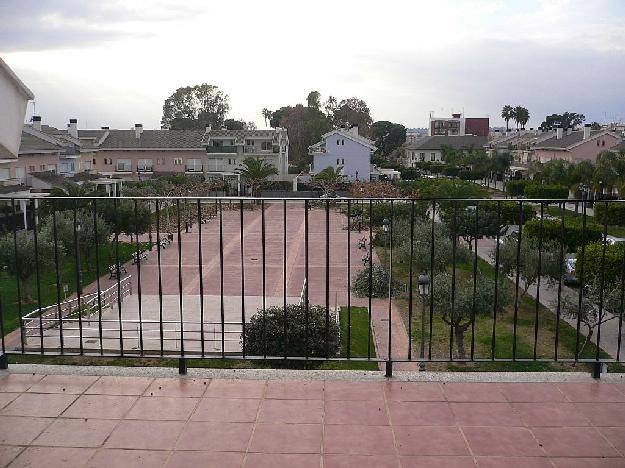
[525,218,603,252]
[505,180,527,197]
[243,304,340,358]
[578,242,625,286]
[480,201,535,226]
[524,184,569,199]
[595,202,625,227]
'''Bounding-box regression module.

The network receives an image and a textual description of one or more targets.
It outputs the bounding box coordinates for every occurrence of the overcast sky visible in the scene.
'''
[1,0,624,131]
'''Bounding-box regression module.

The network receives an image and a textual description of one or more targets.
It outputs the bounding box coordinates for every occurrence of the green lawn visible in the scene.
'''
[0,242,146,335]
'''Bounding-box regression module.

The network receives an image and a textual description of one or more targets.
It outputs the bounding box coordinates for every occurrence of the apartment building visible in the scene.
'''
[429,113,489,137]
[533,125,623,163]
[485,129,556,164]
[203,127,289,179]
[402,135,487,167]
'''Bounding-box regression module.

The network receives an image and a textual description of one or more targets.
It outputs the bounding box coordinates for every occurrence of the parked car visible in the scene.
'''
[605,235,625,245]
[563,255,579,286]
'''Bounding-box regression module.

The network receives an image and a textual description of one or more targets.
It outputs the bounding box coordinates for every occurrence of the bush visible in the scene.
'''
[524,184,569,199]
[505,179,527,197]
[595,203,625,227]
[442,166,460,178]
[400,167,421,180]
[525,218,603,252]
[243,304,339,358]
[352,264,401,298]
[459,169,487,181]
[578,242,625,286]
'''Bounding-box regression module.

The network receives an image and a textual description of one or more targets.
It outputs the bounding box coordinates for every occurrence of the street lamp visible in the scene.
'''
[417,272,430,370]
[382,218,390,233]
[76,219,82,295]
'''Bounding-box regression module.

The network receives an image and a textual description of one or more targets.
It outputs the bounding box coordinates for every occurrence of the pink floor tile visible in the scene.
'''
[532,427,619,457]
[384,382,445,401]
[323,424,395,455]
[192,397,260,422]
[325,400,388,425]
[475,457,554,468]
[599,427,625,454]
[62,394,137,419]
[0,416,52,445]
[249,423,322,454]
[205,379,266,399]
[259,399,323,424]
[394,426,469,456]
[86,376,153,396]
[145,378,209,398]
[401,456,477,468]
[0,374,44,392]
[577,403,625,427]
[0,392,18,410]
[557,383,625,403]
[86,448,170,468]
[513,402,591,427]
[388,401,454,426]
[166,451,243,468]
[1,392,77,417]
[451,402,523,426]
[125,396,198,420]
[324,454,400,468]
[441,383,507,402]
[0,446,23,467]
[34,418,117,447]
[9,447,96,468]
[498,383,567,402]
[550,457,625,467]
[105,420,185,450]
[265,380,324,400]
[462,427,543,457]
[27,374,99,394]
[244,453,321,467]
[176,421,253,451]
[324,381,385,401]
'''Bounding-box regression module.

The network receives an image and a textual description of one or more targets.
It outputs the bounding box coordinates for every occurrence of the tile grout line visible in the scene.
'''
[240,379,267,467]
[382,380,402,468]
[445,382,478,466]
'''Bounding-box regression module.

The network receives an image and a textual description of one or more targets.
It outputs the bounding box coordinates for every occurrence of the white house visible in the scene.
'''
[0,57,34,159]
[308,126,376,181]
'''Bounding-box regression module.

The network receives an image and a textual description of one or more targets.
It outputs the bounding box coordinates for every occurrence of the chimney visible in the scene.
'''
[583,124,591,140]
[350,125,359,136]
[134,123,143,139]
[556,127,563,139]
[32,115,42,131]
[68,119,78,138]
[452,113,461,118]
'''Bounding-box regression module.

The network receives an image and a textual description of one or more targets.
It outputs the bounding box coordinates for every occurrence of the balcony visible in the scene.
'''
[207,145,238,154]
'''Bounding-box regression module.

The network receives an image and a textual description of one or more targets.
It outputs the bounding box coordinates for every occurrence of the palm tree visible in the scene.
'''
[235,157,278,197]
[262,108,272,128]
[314,166,344,197]
[501,105,513,131]
[515,106,530,130]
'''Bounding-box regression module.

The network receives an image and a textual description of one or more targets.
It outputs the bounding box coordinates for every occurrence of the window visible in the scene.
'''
[261,141,272,151]
[28,165,35,172]
[228,158,236,165]
[602,140,605,146]
[186,158,203,172]
[419,152,425,162]
[46,165,56,172]
[39,164,46,171]
[245,139,255,146]
[137,159,153,172]
[597,140,600,146]
[92,158,96,165]
[173,158,183,165]
[336,139,345,145]
[336,158,345,165]
[116,159,132,172]
[0,168,9,181]
[431,152,436,161]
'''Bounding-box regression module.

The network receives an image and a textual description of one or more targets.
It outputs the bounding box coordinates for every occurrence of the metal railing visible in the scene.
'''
[206,146,238,153]
[0,195,623,378]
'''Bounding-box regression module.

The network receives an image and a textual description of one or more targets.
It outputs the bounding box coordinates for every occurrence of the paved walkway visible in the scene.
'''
[2,371,625,467]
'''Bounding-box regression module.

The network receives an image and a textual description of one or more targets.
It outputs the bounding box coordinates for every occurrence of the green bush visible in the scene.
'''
[595,203,625,227]
[352,264,401,298]
[505,179,527,197]
[578,242,625,286]
[525,218,603,252]
[524,184,569,199]
[459,169,487,181]
[400,167,421,180]
[243,304,339,358]
[442,166,460,178]
[479,201,535,226]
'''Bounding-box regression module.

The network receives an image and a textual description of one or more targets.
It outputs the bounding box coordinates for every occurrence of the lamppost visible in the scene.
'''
[418,272,430,370]
[76,219,82,295]
[382,218,391,292]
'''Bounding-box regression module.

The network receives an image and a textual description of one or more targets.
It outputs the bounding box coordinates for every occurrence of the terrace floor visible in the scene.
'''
[2,368,625,467]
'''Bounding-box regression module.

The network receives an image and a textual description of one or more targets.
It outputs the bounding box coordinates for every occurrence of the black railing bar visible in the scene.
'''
[575,199,588,360]
[512,200,523,361]
[33,199,44,354]
[219,199,226,359]
[596,200,610,361]
[407,199,414,360]
[388,201,394,361]
[240,200,246,358]
[134,200,144,355]
[470,201,478,361]
[491,200,501,361]
[367,199,373,359]
[197,199,205,358]
[10,199,24,354]
[176,199,184,356]
[283,199,288,360]
[304,199,310,360]
[28,319,248,325]
[51,204,64,354]
[113,198,124,354]
[449,201,458,360]
[92,200,103,355]
[261,199,266,359]
[0,297,5,354]
[347,199,352,359]
[533,202,544,360]
[554,202,565,361]
[618,233,625,361]
[155,199,165,357]
[428,200,435,360]
[325,199,330,358]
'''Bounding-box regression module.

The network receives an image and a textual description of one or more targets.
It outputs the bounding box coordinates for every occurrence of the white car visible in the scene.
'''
[605,235,625,245]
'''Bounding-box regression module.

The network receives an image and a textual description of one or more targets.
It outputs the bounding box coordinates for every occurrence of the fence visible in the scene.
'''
[0,195,624,378]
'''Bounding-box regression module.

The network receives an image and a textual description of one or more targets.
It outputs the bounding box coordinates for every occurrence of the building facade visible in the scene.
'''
[429,113,489,137]
[533,126,623,163]
[402,135,488,167]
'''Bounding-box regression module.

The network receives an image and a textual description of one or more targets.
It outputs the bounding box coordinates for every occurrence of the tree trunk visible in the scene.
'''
[578,327,594,358]
[454,326,466,360]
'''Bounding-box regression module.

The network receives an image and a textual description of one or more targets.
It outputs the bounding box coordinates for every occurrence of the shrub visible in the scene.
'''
[459,169,487,181]
[442,166,460,178]
[578,242,625,286]
[525,218,603,252]
[352,264,402,298]
[505,179,527,197]
[480,201,535,226]
[524,184,569,199]
[243,304,339,358]
[399,167,421,180]
[595,203,625,227]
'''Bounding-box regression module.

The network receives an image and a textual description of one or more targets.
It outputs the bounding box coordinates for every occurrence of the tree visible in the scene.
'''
[261,108,272,127]
[432,272,511,359]
[501,105,514,131]
[540,112,586,130]
[101,200,151,242]
[306,91,321,109]
[0,229,56,302]
[593,151,625,195]
[40,181,98,216]
[352,264,402,298]
[331,97,373,135]
[442,206,503,250]
[513,106,530,129]
[371,121,406,157]
[496,235,562,298]
[161,83,229,130]
[235,157,279,197]
[313,166,344,197]
[560,278,624,357]
[243,304,340,358]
